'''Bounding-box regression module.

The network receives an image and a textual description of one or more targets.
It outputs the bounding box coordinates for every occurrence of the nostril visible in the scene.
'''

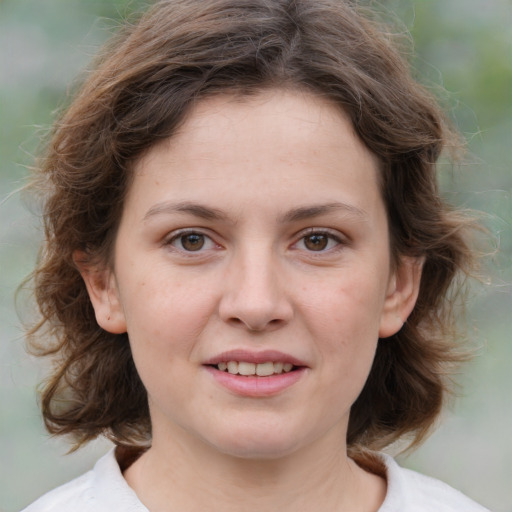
[226,316,283,332]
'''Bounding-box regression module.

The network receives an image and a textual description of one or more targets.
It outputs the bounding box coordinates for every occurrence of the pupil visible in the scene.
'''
[182,234,205,251]
[305,234,328,251]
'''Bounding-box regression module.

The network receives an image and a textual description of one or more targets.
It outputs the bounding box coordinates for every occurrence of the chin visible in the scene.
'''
[204,422,305,461]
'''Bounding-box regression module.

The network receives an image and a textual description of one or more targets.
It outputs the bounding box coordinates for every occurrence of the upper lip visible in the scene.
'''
[203,349,308,367]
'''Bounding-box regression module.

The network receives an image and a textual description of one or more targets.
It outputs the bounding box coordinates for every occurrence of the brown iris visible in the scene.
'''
[181,233,205,251]
[304,234,329,251]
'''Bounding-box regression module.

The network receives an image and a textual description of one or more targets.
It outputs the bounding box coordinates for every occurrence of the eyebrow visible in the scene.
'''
[279,202,367,223]
[143,201,229,222]
[143,200,367,223]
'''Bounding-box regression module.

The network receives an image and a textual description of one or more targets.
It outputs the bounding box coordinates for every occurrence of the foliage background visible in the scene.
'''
[1,0,510,510]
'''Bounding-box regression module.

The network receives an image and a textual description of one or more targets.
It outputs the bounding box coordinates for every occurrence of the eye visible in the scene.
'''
[167,230,217,252]
[295,230,344,252]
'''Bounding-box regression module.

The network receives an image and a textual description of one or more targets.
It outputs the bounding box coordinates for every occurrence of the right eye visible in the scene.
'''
[291,228,347,254]
[166,231,217,252]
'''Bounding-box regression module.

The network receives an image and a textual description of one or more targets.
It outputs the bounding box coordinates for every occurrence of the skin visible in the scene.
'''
[80,89,422,511]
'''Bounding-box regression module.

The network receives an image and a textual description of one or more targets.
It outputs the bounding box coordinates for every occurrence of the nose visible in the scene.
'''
[218,248,293,332]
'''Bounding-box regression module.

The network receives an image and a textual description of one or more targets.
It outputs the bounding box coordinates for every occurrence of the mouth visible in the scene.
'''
[210,361,297,377]
[203,350,307,378]
[204,351,307,396]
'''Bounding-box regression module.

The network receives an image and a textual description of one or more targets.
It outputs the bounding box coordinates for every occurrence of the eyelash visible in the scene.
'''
[293,228,347,253]
[164,229,219,254]
[164,228,346,255]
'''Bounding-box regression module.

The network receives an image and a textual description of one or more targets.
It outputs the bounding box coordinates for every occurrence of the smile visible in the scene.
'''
[204,350,307,396]
[216,361,295,376]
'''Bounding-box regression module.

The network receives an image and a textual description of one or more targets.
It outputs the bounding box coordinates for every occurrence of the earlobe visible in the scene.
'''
[378,256,423,338]
[73,251,127,334]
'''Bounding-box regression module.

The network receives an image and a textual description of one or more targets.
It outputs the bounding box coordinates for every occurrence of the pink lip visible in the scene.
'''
[205,366,307,397]
[203,349,307,367]
[203,349,309,397]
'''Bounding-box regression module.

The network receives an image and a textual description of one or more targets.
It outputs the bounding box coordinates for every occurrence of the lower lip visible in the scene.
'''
[204,366,306,397]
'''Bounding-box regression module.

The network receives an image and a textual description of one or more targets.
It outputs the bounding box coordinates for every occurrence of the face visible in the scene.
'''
[83,90,421,460]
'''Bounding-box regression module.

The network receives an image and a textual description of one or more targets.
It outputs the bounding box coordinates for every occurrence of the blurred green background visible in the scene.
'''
[1,0,510,510]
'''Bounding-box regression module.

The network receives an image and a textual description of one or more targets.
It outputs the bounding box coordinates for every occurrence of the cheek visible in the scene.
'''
[301,268,388,340]
[298,268,386,383]
[118,267,222,356]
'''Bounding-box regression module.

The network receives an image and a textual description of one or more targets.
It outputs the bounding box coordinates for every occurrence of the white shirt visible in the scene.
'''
[21,449,490,511]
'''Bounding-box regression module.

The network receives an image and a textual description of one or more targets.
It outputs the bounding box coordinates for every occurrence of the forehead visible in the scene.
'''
[127,89,383,221]
[162,90,372,160]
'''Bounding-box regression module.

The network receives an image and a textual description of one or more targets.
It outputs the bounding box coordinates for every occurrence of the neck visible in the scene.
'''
[122,426,386,512]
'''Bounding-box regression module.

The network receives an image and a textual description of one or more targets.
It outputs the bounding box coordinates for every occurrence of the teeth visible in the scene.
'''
[217,361,296,376]
[227,361,238,374]
[256,361,274,376]
[238,362,256,376]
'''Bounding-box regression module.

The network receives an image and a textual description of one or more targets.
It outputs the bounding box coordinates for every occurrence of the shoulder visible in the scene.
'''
[20,448,148,512]
[379,453,490,512]
[21,469,95,512]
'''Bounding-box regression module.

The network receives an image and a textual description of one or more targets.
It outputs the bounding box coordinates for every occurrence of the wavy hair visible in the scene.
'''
[27,0,474,456]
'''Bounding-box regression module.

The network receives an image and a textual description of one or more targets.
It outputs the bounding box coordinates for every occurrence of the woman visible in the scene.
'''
[23,0,488,510]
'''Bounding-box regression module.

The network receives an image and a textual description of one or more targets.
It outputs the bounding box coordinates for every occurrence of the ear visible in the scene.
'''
[378,256,423,338]
[73,251,127,334]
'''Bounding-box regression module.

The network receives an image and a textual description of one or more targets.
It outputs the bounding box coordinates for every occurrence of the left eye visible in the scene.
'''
[296,232,342,252]
[168,232,216,252]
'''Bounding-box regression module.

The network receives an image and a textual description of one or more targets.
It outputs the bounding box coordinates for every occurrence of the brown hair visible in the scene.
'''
[28,0,474,454]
